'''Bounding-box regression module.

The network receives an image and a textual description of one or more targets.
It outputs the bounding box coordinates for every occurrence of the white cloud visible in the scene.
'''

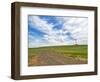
[59,17,88,44]
[29,16,88,48]
[31,16,53,34]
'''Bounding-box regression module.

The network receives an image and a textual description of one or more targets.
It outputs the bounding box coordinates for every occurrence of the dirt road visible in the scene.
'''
[28,49,87,66]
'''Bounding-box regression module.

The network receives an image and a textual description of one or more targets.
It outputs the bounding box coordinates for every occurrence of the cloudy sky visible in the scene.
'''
[28,15,88,48]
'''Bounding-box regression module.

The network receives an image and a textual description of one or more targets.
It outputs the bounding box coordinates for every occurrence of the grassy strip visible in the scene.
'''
[28,45,88,59]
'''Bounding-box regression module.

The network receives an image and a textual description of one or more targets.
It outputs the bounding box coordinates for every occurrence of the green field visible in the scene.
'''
[28,45,88,60]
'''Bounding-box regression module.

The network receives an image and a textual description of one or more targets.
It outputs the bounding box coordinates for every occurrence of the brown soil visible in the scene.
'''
[28,50,87,66]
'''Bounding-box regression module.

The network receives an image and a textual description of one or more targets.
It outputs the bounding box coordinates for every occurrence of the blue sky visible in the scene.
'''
[28,15,88,48]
